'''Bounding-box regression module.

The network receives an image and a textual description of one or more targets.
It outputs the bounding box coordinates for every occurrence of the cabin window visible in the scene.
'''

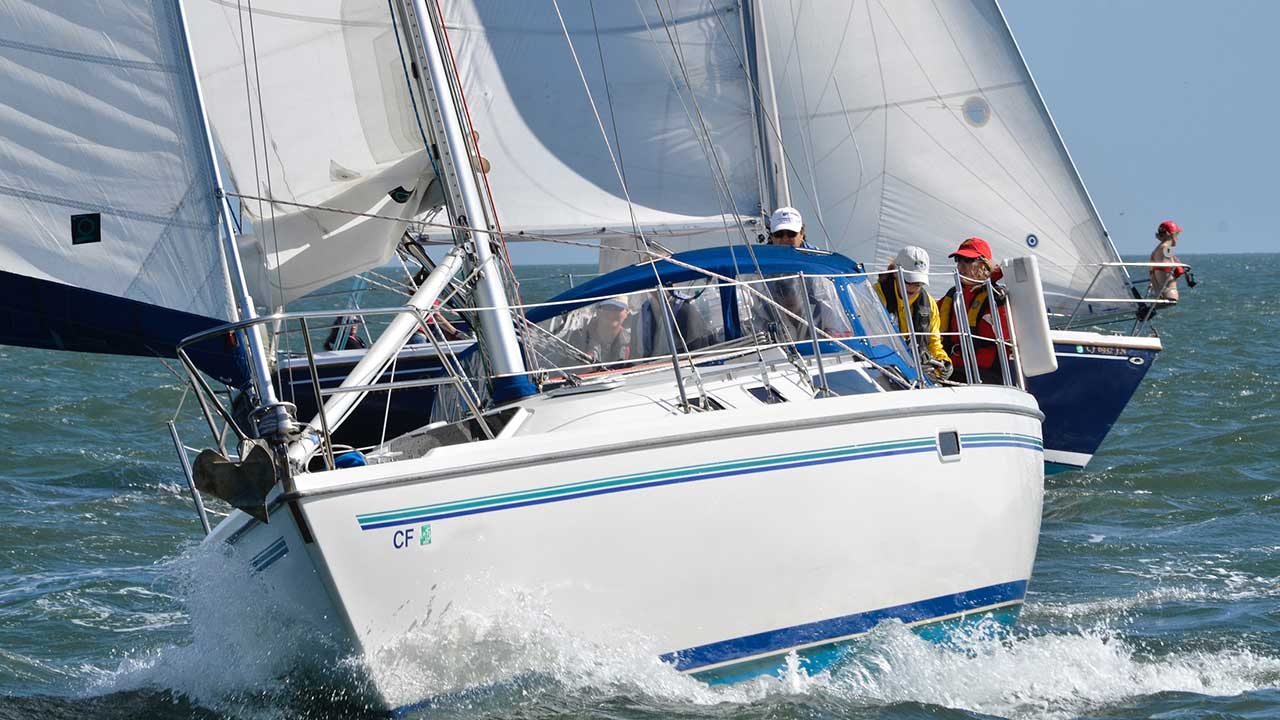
[746,385,787,404]
[530,280,726,373]
[531,294,641,372]
[737,274,852,345]
[688,395,726,411]
[813,369,881,396]
[938,430,961,460]
[631,279,726,362]
[846,281,911,362]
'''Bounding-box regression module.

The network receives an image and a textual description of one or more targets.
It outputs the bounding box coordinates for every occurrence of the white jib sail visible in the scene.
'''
[758,0,1130,318]
[0,1,234,325]
[442,0,763,267]
[187,0,436,308]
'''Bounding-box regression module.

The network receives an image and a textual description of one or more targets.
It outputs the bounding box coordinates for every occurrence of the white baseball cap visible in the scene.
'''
[894,246,931,285]
[769,207,804,234]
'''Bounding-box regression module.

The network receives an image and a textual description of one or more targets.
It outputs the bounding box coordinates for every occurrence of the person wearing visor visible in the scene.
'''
[936,237,1012,384]
[1148,220,1195,305]
[874,246,951,381]
[567,296,632,365]
[767,207,816,249]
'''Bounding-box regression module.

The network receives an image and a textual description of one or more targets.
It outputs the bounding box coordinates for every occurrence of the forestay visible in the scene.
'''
[441,1,762,267]
[0,0,239,371]
[757,0,1131,318]
[187,0,436,307]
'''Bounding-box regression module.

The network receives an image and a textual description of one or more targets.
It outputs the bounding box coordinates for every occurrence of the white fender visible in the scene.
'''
[1003,256,1057,377]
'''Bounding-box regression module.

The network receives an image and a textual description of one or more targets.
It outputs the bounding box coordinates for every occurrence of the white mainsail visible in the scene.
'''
[0,1,237,361]
[756,0,1130,318]
[187,0,436,307]
[442,1,762,263]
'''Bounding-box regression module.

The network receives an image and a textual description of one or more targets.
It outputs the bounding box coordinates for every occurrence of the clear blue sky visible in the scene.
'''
[1002,0,1278,255]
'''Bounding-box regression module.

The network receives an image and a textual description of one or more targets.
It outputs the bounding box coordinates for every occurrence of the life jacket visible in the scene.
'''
[937,284,1006,352]
[877,275,932,338]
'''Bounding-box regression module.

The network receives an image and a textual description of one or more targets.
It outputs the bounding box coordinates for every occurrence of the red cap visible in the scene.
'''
[949,237,993,261]
[1158,220,1182,235]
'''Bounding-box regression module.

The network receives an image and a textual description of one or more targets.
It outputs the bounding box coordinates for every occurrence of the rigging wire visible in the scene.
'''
[553,0,719,398]
[646,0,813,365]
[232,0,294,405]
[704,1,837,245]
[429,2,527,304]
[429,0,538,378]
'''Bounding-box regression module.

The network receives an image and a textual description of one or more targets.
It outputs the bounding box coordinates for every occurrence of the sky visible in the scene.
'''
[504,1,1278,265]
[1001,0,1279,255]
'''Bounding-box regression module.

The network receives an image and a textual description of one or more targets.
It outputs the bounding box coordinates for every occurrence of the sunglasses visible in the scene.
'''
[771,230,799,238]
[955,256,982,264]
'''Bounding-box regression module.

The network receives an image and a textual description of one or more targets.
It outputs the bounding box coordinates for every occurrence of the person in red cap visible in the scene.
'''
[1148,220,1193,306]
[936,237,1013,384]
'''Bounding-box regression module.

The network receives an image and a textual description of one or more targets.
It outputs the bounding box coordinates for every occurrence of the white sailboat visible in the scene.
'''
[2,0,1050,711]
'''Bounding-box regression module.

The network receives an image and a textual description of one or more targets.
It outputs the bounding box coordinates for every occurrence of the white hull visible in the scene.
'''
[213,362,1044,711]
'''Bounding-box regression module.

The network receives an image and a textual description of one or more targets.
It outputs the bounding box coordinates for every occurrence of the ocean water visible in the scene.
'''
[0,253,1276,719]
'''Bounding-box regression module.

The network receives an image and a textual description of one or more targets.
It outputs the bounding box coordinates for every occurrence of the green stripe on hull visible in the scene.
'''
[357,436,939,525]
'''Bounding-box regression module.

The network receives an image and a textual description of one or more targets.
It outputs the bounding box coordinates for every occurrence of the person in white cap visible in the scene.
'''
[767,207,815,249]
[873,246,951,380]
[567,296,632,365]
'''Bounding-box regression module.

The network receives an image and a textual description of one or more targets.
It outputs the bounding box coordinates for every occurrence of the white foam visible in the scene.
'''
[88,556,1280,719]
[89,543,358,715]
[353,585,784,710]
[827,621,1280,720]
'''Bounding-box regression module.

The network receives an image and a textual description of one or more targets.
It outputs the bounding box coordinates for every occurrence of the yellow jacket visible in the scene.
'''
[873,279,948,364]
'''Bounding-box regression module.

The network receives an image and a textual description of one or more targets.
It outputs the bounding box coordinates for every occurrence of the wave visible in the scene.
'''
[85,557,1280,720]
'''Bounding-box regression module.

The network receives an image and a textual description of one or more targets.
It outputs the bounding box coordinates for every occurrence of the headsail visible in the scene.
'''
[187,0,436,307]
[441,1,762,267]
[757,0,1131,319]
[0,0,241,377]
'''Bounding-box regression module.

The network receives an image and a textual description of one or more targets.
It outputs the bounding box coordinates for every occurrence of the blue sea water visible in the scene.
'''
[0,254,1276,719]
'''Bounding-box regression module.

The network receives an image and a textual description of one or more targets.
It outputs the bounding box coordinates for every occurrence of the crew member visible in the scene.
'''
[1148,220,1195,305]
[567,296,632,365]
[767,207,816,249]
[936,237,1012,384]
[874,246,951,380]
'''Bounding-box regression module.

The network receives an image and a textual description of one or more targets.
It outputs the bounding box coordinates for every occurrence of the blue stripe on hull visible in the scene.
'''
[358,443,940,530]
[1029,343,1158,466]
[663,579,1027,672]
[695,604,1024,685]
[356,434,1041,531]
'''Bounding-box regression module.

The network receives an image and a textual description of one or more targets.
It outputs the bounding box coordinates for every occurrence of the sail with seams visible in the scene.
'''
[186,0,437,308]
[441,0,763,262]
[0,0,243,381]
[755,0,1132,319]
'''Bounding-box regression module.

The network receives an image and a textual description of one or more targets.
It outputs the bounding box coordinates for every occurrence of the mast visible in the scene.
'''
[395,0,533,401]
[174,0,295,439]
[743,0,791,210]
